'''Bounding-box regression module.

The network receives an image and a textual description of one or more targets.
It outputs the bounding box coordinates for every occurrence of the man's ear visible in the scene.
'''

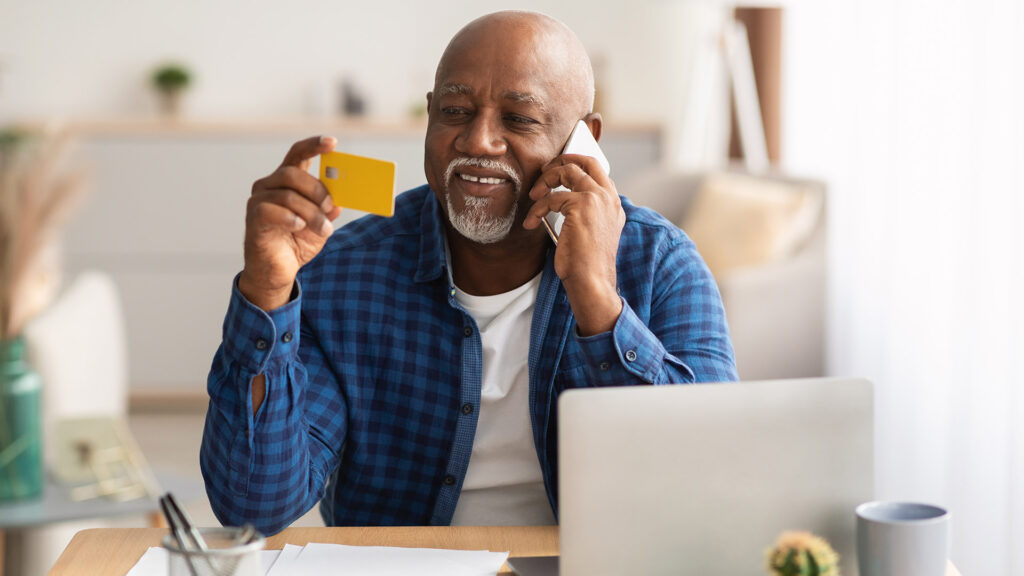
[426,92,433,115]
[583,112,603,142]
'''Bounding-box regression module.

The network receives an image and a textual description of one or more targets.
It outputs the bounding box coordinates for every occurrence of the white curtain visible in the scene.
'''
[783,1,1024,574]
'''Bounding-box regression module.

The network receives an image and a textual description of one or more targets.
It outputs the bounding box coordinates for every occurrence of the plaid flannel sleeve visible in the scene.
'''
[574,233,738,386]
[200,275,345,535]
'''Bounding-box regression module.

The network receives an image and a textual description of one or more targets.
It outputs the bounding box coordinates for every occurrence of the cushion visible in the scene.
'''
[680,172,822,278]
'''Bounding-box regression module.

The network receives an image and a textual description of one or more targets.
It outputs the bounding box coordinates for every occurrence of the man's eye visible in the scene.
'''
[443,107,469,115]
[506,115,536,125]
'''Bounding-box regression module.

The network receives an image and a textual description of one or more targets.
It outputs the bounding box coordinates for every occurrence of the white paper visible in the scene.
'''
[125,547,282,576]
[125,547,166,576]
[125,543,508,576]
[263,544,305,576]
[288,543,509,576]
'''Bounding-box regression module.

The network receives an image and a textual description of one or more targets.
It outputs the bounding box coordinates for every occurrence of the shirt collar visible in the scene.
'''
[414,186,447,284]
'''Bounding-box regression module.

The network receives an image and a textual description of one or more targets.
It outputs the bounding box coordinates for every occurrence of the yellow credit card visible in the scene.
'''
[319,151,396,217]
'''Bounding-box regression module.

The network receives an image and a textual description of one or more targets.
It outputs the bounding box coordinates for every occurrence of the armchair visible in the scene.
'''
[623,169,826,380]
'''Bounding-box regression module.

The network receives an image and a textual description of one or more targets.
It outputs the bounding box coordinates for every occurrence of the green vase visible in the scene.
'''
[0,335,43,501]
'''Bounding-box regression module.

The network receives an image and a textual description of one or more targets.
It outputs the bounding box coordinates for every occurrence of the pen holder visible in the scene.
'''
[162,526,265,576]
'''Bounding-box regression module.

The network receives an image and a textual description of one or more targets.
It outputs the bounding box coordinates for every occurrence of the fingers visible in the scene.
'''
[280,135,337,171]
[553,153,610,185]
[250,164,335,238]
[260,165,333,211]
[249,200,307,233]
[528,154,609,201]
[249,188,334,237]
[524,154,618,231]
[523,188,575,230]
[249,135,341,239]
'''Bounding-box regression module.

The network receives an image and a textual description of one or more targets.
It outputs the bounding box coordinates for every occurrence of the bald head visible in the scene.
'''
[434,11,595,119]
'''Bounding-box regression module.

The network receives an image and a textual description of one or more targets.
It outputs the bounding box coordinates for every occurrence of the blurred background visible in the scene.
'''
[0,0,1021,574]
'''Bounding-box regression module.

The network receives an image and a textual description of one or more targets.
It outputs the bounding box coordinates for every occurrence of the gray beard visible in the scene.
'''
[442,157,523,244]
[446,193,518,244]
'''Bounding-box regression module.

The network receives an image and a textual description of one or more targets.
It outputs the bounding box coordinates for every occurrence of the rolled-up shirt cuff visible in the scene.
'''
[575,297,691,385]
[220,273,303,374]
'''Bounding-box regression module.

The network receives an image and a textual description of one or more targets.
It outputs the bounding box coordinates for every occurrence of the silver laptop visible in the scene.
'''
[556,378,873,576]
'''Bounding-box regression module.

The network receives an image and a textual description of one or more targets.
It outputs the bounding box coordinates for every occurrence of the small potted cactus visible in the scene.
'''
[765,530,840,576]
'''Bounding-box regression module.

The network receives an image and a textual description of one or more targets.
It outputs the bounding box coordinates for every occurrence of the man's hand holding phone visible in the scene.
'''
[524,123,626,336]
[239,135,342,312]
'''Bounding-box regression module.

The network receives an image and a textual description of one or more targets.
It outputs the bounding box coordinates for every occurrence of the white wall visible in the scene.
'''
[0,0,683,124]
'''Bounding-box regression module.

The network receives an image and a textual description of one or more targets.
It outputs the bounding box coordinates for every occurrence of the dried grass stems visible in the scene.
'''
[0,131,87,341]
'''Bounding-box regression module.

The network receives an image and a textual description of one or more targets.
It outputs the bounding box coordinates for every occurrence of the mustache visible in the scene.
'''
[443,157,522,191]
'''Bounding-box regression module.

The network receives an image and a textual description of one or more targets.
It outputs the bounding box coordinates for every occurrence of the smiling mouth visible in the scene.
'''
[458,173,508,185]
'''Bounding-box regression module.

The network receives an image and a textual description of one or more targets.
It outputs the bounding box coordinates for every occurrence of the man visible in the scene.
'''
[201,11,736,535]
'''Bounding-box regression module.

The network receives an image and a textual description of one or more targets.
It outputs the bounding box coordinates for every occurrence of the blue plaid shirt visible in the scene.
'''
[201,184,736,534]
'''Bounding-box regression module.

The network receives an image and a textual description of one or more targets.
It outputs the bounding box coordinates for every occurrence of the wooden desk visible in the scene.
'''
[48,526,961,576]
[48,526,558,575]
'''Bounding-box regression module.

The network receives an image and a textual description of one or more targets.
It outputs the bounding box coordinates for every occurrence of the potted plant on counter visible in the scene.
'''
[150,63,192,117]
[766,530,841,576]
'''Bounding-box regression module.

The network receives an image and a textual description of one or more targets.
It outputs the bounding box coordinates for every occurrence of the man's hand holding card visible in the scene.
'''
[318,151,396,217]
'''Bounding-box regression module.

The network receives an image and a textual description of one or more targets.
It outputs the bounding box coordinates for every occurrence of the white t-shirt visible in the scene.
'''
[450,273,557,526]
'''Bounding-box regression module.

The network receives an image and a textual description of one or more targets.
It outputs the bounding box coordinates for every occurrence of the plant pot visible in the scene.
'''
[0,335,43,501]
[158,89,185,117]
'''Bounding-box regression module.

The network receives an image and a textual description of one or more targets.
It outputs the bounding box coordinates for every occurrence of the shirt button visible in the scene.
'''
[281,332,293,343]
[444,475,456,486]
[255,338,268,351]
[463,326,473,337]
[461,403,474,415]
[598,361,611,372]
[625,349,638,362]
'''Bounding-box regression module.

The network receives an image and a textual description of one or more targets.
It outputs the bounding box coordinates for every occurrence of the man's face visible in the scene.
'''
[424,26,578,245]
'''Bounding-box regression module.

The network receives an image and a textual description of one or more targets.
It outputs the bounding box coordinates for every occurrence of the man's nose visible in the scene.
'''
[455,114,508,157]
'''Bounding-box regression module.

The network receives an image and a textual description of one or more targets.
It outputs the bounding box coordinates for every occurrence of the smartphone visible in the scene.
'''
[542,120,612,245]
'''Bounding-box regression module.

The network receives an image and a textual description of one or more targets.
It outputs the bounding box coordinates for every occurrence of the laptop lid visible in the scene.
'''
[557,378,873,576]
